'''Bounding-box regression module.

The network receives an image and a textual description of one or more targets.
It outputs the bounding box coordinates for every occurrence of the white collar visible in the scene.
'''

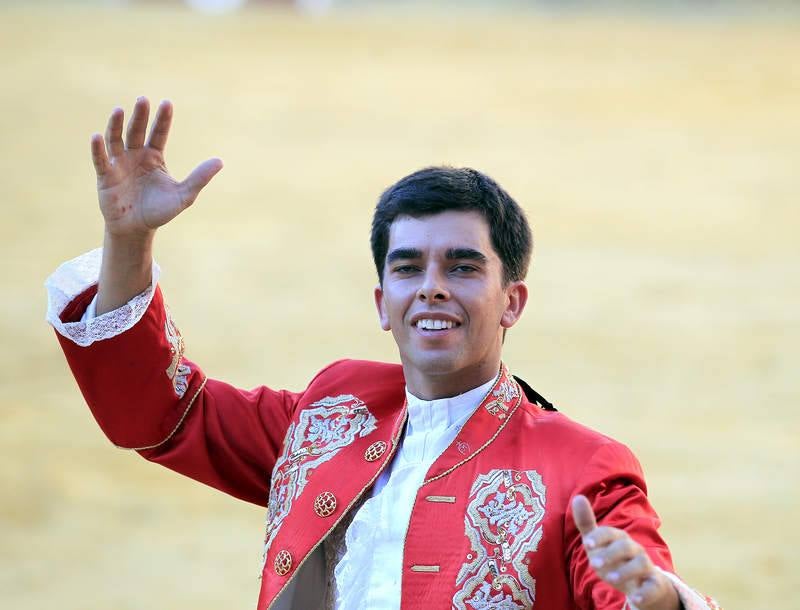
[404,375,497,436]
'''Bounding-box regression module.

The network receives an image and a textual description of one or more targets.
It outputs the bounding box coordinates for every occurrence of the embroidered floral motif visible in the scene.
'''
[484,366,520,420]
[494,377,520,403]
[261,395,377,569]
[461,582,522,610]
[453,469,546,610]
[164,306,190,398]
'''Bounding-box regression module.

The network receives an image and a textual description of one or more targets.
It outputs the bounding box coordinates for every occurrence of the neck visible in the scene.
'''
[403,360,501,401]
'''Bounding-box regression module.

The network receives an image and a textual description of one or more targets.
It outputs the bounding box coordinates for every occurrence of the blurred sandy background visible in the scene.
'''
[1,0,798,608]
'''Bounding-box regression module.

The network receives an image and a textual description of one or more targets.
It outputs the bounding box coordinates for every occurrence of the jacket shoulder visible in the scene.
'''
[314,358,403,379]
[304,358,406,395]
[518,394,635,460]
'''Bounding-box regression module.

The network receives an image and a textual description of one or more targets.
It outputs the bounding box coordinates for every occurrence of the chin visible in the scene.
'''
[406,351,465,377]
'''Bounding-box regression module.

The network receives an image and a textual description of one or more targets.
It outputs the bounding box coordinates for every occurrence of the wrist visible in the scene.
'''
[103,224,156,246]
[96,229,156,315]
[634,580,680,610]
[101,230,154,273]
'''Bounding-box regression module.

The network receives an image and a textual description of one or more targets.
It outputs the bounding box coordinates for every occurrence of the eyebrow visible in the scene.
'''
[386,247,488,265]
[446,248,488,264]
[386,248,423,264]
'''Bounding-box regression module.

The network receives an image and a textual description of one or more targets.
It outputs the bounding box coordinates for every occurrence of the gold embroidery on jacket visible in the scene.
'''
[261,394,377,571]
[484,375,520,420]
[164,306,191,398]
[453,469,546,610]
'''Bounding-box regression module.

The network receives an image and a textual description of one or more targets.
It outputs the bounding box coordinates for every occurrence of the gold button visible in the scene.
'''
[313,491,337,518]
[364,440,387,462]
[274,549,292,576]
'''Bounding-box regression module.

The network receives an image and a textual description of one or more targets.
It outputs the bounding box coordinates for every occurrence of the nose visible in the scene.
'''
[416,266,450,302]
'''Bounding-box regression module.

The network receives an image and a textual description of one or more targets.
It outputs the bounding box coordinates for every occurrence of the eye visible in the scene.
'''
[392,265,421,274]
[451,264,478,274]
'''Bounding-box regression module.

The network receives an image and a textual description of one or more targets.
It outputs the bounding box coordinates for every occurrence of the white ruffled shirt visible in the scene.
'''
[332,378,495,610]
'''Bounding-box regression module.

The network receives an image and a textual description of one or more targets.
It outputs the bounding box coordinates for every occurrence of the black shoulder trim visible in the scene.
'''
[513,376,557,412]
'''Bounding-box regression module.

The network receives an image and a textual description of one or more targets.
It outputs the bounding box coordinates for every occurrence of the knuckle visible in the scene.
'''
[608,539,627,557]
[621,537,639,555]
[592,527,612,544]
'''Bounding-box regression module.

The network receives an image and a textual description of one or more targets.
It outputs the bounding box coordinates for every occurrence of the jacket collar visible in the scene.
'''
[420,363,523,485]
[404,375,496,437]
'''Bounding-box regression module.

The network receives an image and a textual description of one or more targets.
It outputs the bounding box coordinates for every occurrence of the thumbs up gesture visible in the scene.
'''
[572,495,680,610]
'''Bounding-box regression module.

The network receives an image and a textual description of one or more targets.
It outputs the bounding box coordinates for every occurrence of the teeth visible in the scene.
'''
[416,319,455,330]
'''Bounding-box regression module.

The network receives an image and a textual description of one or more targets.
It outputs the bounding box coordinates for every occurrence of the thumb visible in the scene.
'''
[180,157,224,207]
[571,494,597,537]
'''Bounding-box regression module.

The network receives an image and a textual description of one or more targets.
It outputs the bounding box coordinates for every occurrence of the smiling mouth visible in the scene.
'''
[415,319,460,331]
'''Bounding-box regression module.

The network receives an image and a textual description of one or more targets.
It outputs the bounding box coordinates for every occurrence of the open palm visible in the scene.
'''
[91,97,222,237]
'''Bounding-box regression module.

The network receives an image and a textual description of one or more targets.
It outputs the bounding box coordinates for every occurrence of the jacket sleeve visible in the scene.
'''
[564,442,722,610]
[47,250,312,508]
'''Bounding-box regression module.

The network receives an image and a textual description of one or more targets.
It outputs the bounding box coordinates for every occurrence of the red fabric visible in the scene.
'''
[564,442,673,608]
[56,288,698,610]
[400,406,676,610]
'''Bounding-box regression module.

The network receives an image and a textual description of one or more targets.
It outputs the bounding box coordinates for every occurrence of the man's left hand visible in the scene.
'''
[572,495,681,610]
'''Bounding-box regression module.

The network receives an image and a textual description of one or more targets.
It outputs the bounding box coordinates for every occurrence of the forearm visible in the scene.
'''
[96,228,155,314]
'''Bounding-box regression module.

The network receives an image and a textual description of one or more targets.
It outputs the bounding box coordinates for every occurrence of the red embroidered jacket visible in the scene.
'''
[55,284,720,610]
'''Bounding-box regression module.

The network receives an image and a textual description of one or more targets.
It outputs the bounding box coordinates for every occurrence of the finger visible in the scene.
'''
[146,99,173,152]
[583,525,625,551]
[125,96,150,150]
[585,529,629,574]
[605,553,651,589]
[105,107,124,159]
[178,158,224,207]
[572,495,598,538]
[90,133,110,177]
[592,536,640,569]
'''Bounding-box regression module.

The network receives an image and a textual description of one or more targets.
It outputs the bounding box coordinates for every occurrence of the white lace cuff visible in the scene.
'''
[45,247,161,347]
[626,568,721,610]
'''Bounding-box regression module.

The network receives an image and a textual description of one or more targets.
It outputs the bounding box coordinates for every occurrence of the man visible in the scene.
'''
[46,97,720,610]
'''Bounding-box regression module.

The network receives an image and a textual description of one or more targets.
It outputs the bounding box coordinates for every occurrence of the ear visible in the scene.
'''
[374,284,391,331]
[500,281,528,329]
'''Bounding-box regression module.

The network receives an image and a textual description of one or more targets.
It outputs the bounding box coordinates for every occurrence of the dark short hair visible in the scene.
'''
[370,166,532,285]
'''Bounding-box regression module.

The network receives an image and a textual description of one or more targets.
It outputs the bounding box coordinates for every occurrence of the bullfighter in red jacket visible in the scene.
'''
[47,97,721,610]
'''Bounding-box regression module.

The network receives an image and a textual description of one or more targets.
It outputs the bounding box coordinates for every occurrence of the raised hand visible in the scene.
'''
[572,495,680,610]
[91,97,223,237]
[92,97,223,314]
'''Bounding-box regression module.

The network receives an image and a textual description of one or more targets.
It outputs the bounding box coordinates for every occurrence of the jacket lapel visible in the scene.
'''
[422,364,523,485]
